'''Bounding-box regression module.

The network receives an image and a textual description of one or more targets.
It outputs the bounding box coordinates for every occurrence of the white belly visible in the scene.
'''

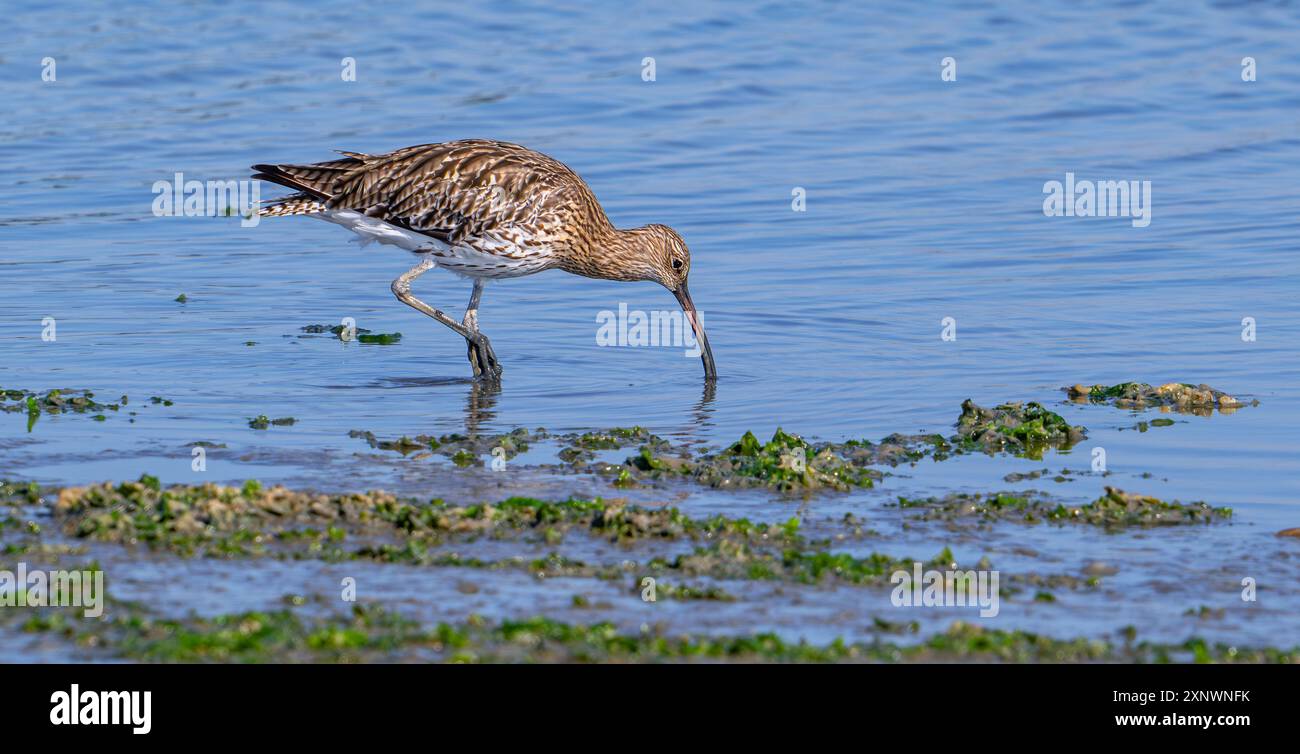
[316,209,554,280]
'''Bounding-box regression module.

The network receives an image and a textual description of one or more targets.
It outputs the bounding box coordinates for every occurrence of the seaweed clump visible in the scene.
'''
[897,487,1231,528]
[673,429,879,492]
[11,603,1296,664]
[954,400,1085,458]
[1,388,133,430]
[1065,382,1253,415]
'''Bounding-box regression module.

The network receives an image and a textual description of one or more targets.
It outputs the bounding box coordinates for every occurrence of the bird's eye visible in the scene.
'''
[672,258,683,270]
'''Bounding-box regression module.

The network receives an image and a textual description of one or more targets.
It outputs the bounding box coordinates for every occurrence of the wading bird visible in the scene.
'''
[252,140,716,382]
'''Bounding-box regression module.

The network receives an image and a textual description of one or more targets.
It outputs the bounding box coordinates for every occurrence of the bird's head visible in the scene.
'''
[619,224,716,381]
[632,223,692,291]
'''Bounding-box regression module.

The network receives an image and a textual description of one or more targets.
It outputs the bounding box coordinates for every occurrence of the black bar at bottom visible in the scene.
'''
[4,662,1284,743]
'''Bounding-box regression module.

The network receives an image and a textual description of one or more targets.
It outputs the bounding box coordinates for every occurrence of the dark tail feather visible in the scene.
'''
[250,155,364,200]
[251,165,329,198]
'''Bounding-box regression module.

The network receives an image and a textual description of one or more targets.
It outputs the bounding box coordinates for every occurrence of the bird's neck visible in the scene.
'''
[561,224,657,282]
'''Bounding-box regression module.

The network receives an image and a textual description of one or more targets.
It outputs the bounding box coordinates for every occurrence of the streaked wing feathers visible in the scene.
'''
[253,140,589,249]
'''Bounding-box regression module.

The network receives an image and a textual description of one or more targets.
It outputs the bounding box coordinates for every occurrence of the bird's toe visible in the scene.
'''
[467,334,502,381]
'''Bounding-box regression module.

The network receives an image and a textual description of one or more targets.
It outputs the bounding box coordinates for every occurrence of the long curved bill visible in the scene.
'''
[673,281,717,381]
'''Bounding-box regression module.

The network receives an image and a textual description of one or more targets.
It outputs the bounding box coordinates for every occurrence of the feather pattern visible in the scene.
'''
[256,141,610,278]
[252,139,680,283]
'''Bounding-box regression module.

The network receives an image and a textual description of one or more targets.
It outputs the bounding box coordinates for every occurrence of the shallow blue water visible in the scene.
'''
[1,1,1298,645]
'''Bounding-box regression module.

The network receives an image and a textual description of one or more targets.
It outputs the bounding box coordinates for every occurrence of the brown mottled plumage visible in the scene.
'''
[251,139,715,381]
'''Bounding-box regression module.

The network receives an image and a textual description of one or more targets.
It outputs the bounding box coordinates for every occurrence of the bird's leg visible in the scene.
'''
[462,279,501,378]
[390,259,502,380]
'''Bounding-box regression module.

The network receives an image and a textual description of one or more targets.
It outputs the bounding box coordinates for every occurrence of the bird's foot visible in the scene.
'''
[467,333,503,381]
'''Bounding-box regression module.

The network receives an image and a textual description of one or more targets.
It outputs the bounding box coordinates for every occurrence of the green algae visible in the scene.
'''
[638,542,959,588]
[35,471,1233,604]
[781,545,954,585]
[708,429,877,491]
[248,415,296,429]
[352,424,894,493]
[44,478,984,590]
[1129,416,1180,431]
[346,394,1093,495]
[299,323,401,344]
[8,601,1295,664]
[0,479,44,505]
[356,332,401,345]
[300,323,371,336]
[642,581,737,601]
[1003,468,1078,483]
[342,393,1090,495]
[570,426,658,449]
[1003,570,1104,594]
[897,491,1053,524]
[896,487,1231,528]
[954,399,1085,458]
[1072,487,1231,526]
[47,479,802,552]
[621,428,881,494]
[349,427,537,461]
[1,389,134,431]
[555,426,677,467]
[1065,382,1255,415]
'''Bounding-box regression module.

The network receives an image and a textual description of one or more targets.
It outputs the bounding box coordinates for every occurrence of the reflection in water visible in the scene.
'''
[463,380,500,435]
[685,379,717,440]
[450,377,713,443]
